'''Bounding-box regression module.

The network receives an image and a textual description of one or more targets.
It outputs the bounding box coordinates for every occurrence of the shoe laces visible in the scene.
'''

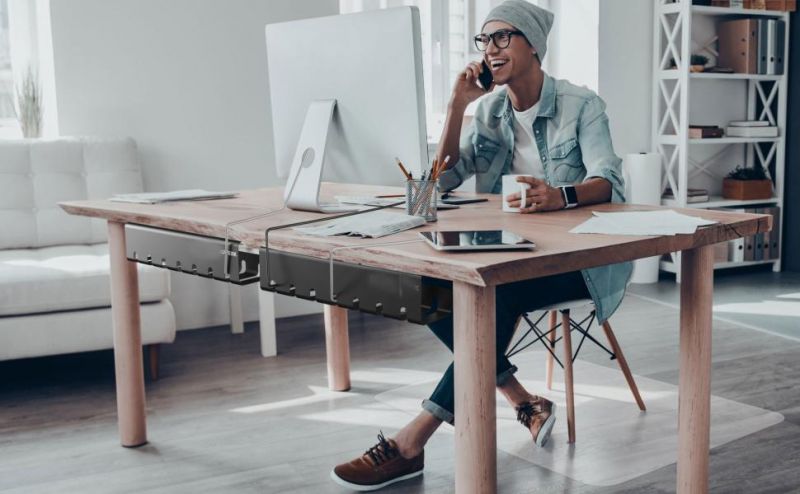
[364,431,398,466]
[516,398,545,429]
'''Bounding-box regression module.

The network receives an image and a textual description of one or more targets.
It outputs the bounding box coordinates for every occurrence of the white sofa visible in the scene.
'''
[0,137,176,377]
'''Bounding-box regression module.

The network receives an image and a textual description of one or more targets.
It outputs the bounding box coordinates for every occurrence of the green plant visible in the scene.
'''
[15,66,42,138]
[726,165,768,180]
[691,54,709,66]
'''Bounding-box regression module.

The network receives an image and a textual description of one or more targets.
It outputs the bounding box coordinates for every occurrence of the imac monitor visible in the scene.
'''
[265,7,428,212]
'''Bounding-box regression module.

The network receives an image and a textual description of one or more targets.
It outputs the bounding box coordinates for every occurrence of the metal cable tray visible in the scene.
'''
[259,248,452,325]
[124,224,259,285]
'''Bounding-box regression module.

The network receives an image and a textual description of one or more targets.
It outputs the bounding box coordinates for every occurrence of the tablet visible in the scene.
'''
[419,230,535,251]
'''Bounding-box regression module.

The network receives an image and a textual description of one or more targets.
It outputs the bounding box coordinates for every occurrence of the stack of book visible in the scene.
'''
[725,120,779,137]
[689,125,724,138]
[662,187,710,203]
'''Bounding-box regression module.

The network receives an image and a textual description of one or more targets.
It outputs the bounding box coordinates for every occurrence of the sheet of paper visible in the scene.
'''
[111,189,238,204]
[570,210,717,236]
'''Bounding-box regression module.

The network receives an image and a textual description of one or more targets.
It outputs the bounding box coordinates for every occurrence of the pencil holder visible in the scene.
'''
[406,179,438,222]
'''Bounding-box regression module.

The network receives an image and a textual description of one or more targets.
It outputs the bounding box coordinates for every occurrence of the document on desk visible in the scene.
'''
[570,210,717,236]
[111,189,238,204]
[293,210,426,238]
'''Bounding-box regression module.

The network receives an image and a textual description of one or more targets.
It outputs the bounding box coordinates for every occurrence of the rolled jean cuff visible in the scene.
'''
[496,364,518,386]
[421,398,455,425]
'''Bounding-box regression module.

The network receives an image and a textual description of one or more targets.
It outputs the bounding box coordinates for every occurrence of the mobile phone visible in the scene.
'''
[478,60,493,91]
[440,197,489,205]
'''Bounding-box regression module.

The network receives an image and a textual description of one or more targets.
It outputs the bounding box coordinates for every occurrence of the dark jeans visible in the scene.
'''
[421,270,590,424]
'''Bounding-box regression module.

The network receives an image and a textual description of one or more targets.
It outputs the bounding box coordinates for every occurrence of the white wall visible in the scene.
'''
[546,0,600,92]
[598,0,653,158]
[50,0,337,330]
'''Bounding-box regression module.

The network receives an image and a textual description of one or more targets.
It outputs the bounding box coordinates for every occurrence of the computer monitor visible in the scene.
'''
[265,7,428,212]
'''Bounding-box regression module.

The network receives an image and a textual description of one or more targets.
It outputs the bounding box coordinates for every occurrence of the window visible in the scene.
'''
[0,0,16,132]
[340,0,495,140]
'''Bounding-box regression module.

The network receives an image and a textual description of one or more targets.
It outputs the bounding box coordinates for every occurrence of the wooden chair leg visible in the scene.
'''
[602,321,646,411]
[561,310,576,443]
[147,344,160,381]
[545,310,557,390]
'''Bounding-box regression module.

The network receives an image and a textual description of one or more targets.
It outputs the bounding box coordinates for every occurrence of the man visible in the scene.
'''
[331,1,632,490]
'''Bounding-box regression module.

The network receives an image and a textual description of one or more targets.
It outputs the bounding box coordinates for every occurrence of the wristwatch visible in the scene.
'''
[559,185,578,209]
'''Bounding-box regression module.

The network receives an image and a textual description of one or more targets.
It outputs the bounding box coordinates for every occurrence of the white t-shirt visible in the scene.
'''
[511,102,545,178]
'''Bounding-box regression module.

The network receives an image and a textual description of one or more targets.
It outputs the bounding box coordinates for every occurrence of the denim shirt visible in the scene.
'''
[438,73,633,323]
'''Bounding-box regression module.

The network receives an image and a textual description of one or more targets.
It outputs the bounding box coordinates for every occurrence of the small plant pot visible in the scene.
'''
[690,64,706,72]
[722,178,772,200]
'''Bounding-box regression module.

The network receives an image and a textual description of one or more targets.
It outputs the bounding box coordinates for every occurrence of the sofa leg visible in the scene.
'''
[147,344,160,381]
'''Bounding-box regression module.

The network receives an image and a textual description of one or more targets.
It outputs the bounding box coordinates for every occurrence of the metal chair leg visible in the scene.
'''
[602,321,646,411]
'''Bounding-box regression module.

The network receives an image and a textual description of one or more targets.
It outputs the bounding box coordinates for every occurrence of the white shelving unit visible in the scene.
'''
[652,0,790,276]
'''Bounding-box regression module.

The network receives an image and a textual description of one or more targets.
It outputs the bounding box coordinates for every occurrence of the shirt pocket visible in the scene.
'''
[548,137,583,183]
[474,135,502,173]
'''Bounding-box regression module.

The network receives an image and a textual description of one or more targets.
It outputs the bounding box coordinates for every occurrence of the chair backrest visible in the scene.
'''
[0,137,143,249]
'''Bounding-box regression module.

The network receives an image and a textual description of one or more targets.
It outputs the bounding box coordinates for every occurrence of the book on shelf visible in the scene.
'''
[689,125,724,138]
[728,120,770,127]
[662,187,710,203]
[725,126,779,137]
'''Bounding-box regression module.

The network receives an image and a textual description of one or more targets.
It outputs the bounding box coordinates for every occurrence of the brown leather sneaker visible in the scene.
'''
[516,396,557,447]
[331,432,424,491]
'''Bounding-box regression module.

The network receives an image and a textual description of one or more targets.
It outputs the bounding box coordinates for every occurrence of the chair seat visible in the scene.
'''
[536,298,594,313]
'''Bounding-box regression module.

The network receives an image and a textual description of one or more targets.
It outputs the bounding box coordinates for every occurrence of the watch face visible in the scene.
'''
[564,186,578,206]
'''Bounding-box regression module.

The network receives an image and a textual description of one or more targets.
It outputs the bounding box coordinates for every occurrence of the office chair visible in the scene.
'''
[506,298,646,443]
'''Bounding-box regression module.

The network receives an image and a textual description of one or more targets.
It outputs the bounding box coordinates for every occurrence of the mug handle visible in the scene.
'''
[518,182,528,209]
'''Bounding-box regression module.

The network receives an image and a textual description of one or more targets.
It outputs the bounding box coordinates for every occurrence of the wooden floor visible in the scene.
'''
[1,292,800,493]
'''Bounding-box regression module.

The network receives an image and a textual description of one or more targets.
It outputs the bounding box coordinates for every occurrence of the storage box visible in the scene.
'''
[721,178,773,199]
[718,19,760,73]
[764,0,797,10]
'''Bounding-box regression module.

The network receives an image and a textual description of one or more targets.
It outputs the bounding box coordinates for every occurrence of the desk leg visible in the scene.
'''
[324,305,350,391]
[107,221,147,447]
[677,245,714,493]
[454,282,496,494]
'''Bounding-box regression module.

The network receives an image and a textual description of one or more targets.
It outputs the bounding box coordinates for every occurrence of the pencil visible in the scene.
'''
[395,157,412,181]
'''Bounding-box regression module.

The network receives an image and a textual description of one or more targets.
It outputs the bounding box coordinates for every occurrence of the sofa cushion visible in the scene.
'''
[0,138,143,249]
[0,300,176,361]
[0,243,170,317]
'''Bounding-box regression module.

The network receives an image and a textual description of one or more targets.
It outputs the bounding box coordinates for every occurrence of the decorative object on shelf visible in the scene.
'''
[688,124,724,138]
[722,165,773,199]
[662,187,710,203]
[690,54,709,72]
[15,66,42,139]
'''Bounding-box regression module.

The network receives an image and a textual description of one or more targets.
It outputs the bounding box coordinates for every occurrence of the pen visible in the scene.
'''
[395,157,412,181]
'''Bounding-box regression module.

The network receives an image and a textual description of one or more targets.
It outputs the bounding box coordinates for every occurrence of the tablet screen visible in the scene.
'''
[419,230,535,251]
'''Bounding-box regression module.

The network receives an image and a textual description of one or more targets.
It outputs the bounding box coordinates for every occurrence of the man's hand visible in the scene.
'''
[449,60,493,110]
[505,176,566,213]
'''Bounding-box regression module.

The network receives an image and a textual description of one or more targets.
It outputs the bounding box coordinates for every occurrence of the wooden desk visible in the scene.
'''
[61,183,770,494]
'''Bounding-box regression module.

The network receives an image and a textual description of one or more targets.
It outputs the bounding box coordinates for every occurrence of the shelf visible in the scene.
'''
[659,258,777,273]
[659,3,790,17]
[659,136,781,144]
[659,70,783,80]
[661,196,780,208]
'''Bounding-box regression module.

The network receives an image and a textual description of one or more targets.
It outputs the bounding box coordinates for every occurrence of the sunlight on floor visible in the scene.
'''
[714,300,800,318]
[229,385,358,414]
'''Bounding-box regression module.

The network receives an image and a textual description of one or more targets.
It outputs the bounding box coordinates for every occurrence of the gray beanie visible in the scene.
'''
[483,0,554,60]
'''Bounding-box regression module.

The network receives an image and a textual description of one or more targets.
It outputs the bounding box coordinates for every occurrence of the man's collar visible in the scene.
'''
[493,72,555,119]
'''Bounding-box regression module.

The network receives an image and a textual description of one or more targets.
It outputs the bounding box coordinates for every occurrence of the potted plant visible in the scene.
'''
[722,165,773,200]
[15,66,42,139]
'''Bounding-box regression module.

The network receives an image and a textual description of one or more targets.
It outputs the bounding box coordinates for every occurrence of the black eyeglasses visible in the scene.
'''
[473,29,524,51]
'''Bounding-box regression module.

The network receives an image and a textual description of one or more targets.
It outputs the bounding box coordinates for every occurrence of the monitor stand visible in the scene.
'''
[284,99,359,213]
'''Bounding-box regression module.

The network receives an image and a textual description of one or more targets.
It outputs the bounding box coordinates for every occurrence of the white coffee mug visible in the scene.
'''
[502,174,532,212]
